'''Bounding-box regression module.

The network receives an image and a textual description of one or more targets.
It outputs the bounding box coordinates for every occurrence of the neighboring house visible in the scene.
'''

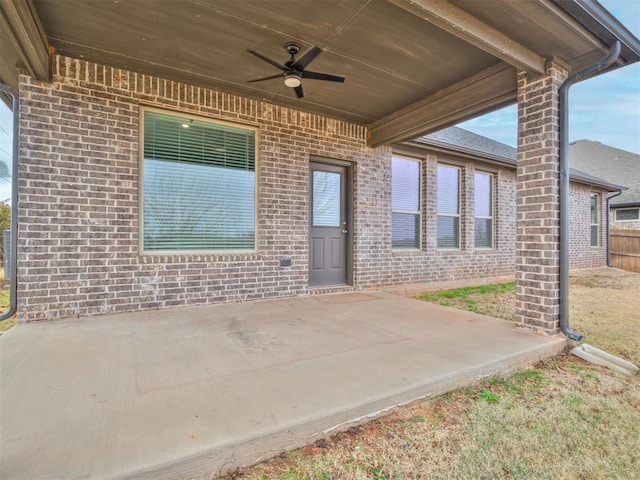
[569,140,640,230]
[398,127,619,272]
[1,1,639,336]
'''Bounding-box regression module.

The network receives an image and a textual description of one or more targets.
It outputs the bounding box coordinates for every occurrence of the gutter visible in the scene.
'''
[406,138,517,167]
[0,83,18,322]
[608,201,640,209]
[567,0,640,59]
[605,189,623,267]
[558,40,621,341]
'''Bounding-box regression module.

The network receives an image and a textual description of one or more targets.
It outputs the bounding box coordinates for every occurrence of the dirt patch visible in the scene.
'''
[570,268,629,289]
[569,268,640,365]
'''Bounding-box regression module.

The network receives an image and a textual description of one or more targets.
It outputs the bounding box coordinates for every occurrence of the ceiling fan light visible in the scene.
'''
[284,73,302,88]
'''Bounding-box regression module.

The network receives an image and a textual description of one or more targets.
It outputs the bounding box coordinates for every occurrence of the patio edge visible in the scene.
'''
[118,336,566,480]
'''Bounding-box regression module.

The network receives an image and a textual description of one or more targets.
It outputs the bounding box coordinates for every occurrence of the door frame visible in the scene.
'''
[309,156,354,286]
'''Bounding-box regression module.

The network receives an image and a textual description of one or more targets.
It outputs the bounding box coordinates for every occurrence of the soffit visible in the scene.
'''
[31,0,501,124]
[1,0,637,145]
[448,0,605,66]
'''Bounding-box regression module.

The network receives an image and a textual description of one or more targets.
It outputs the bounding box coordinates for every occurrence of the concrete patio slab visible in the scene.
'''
[0,292,565,479]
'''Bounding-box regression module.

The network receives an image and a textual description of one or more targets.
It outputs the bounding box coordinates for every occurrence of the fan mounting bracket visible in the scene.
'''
[284,42,301,56]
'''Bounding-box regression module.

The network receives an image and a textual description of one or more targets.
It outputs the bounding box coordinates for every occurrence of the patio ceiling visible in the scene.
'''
[1,0,639,146]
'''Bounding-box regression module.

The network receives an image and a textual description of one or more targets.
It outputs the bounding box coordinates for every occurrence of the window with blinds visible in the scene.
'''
[615,207,639,221]
[474,172,493,248]
[590,194,599,247]
[392,156,421,249]
[142,109,256,252]
[437,165,460,249]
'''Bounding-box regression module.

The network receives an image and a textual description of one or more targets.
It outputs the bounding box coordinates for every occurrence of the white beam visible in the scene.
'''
[389,0,546,74]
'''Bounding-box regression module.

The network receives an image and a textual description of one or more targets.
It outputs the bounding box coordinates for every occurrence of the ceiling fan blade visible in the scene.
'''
[301,70,346,83]
[294,85,304,99]
[246,49,286,71]
[292,46,322,70]
[247,73,283,83]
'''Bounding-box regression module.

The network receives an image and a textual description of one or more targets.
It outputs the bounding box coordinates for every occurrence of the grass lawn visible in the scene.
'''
[418,281,516,321]
[238,268,640,480]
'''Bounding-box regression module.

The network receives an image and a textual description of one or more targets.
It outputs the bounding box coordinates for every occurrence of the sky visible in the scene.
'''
[459,0,640,155]
[0,0,639,203]
[0,103,11,203]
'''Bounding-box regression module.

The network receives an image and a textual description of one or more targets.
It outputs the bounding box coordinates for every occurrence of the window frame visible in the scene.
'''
[139,106,259,255]
[437,163,461,250]
[391,155,422,250]
[590,193,599,247]
[614,207,640,222]
[474,171,494,249]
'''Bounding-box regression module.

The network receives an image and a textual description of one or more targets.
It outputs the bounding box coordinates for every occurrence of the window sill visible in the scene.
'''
[139,251,260,264]
[392,248,424,256]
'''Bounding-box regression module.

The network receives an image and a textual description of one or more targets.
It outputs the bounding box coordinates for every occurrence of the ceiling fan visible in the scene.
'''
[247,42,345,99]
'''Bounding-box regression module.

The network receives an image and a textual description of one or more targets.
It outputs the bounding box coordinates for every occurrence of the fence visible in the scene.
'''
[610,230,640,273]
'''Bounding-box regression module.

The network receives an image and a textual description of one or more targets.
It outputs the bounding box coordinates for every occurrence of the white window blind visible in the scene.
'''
[142,110,256,252]
[474,172,493,248]
[590,194,598,247]
[437,165,460,248]
[392,156,420,248]
[313,171,341,227]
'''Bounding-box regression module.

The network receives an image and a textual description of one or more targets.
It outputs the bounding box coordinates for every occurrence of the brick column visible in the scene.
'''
[515,60,568,335]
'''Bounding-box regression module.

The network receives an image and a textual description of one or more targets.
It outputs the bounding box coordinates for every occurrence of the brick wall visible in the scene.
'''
[569,184,608,269]
[16,56,608,322]
[378,148,607,286]
[17,56,387,321]
[375,151,517,286]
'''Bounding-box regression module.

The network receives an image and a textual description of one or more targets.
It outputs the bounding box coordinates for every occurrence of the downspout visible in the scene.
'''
[559,40,621,341]
[0,83,18,322]
[606,189,623,267]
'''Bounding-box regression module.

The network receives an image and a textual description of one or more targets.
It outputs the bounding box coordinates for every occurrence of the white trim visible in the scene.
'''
[614,207,640,222]
[590,193,599,247]
[437,163,461,249]
[474,171,494,249]
[391,154,422,250]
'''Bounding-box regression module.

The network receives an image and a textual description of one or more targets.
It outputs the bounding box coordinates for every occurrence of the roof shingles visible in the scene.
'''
[568,140,640,206]
[409,127,626,194]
